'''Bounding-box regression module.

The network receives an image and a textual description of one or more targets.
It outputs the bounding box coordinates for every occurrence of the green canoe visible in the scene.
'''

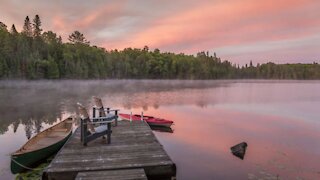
[11,117,73,174]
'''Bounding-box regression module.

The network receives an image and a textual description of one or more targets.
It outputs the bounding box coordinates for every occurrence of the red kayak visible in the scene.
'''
[119,113,173,127]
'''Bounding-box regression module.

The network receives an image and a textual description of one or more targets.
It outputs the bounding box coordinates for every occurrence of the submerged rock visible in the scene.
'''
[230,142,248,160]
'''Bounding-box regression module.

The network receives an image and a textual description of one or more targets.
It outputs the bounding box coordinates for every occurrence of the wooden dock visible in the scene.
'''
[75,169,147,180]
[43,120,176,180]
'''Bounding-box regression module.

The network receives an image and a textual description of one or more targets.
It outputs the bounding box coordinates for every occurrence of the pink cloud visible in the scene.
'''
[101,0,320,64]
[1,0,319,63]
[74,2,128,29]
[110,0,320,50]
[52,16,66,31]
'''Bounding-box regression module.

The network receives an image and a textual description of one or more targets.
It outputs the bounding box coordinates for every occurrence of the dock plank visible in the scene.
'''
[43,120,176,180]
[75,168,147,180]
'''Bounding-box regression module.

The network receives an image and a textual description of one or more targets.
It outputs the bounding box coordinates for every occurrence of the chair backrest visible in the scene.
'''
[77,103,95,133]
[93,96,106,117]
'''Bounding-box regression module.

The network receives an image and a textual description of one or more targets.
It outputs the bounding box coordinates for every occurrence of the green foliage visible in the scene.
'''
[47,57,60,79]
[0,57,9,77]
[22,16,32,37]
[15,162,48,180]
[68,31,90,45]
[11,24,18,35]
[32,15,42,37]
[0,15,319,80]
[15,155,54,180]
[0,21,7,31]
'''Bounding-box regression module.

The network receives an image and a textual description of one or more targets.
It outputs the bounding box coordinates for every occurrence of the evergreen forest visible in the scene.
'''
[0,15,319,79]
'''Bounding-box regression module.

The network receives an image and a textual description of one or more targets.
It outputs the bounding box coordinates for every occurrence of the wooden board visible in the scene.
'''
[75,168,147,180]
[43,120,176,180]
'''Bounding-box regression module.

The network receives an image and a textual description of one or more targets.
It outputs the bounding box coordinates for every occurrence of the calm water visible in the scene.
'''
[0,80,319,180]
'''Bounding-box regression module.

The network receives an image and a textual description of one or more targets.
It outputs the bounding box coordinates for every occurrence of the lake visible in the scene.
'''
[0,80,319,179]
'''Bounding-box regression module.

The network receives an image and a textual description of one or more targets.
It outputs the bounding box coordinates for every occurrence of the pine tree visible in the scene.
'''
[143,45,149,52]
[10,24,18,35]
[68,31,90,45]
[33,15,42,37]
[0,22,7,31]
[22,16,32,37]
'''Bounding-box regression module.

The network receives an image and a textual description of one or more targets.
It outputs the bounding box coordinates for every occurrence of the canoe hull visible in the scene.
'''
[10,129,72,174]
[150,126,174,133]
[147,122,173,128]
[119,114,173,128]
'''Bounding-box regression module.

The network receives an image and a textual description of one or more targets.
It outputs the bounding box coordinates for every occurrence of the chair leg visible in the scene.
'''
[107,123,112,144]
[83,133,87,146]
[107,133,111,144]
[83,135,87,146]
[115,111,118,127]
[80,119,84,142]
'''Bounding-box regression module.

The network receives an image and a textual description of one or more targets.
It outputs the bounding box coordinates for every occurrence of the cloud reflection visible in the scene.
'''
[0,80,319,179]
[152,106,320,179]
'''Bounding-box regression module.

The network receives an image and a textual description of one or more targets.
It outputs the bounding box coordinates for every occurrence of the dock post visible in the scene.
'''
[92,107,96,118]
[80,118,88,146]
[107,123,111,144]
[141,112,144,122]
[115,110,118,126]
[80,118,84,142]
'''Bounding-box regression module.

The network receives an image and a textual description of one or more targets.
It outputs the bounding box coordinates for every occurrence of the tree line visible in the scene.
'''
[0,15,319,79]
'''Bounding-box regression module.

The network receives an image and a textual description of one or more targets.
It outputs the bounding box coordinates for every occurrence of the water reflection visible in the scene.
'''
[150,126,174,133]
[0,80,319,180]
[24,121,33,140]
[0,80,233,136]
[151,106,320,179]
[12,121,19,133]
[1,79,320,138]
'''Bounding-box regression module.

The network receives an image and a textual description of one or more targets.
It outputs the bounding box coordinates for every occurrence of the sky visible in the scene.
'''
[1,0,320,64]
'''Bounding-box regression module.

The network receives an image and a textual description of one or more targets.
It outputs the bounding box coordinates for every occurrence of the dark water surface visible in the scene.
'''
[0,80,319,179]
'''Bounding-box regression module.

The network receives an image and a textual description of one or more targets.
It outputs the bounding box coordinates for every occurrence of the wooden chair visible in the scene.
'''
[92,96,119,126]
[77,103,116,146]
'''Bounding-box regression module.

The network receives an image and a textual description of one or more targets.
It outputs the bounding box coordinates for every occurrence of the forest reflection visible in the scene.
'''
[0,80,231,137]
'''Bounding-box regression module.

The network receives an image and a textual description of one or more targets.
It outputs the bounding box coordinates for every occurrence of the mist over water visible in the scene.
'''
[0,80,319,179]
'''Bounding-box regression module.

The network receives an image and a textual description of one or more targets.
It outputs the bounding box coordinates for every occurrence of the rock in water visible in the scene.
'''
[230,142,248,160]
